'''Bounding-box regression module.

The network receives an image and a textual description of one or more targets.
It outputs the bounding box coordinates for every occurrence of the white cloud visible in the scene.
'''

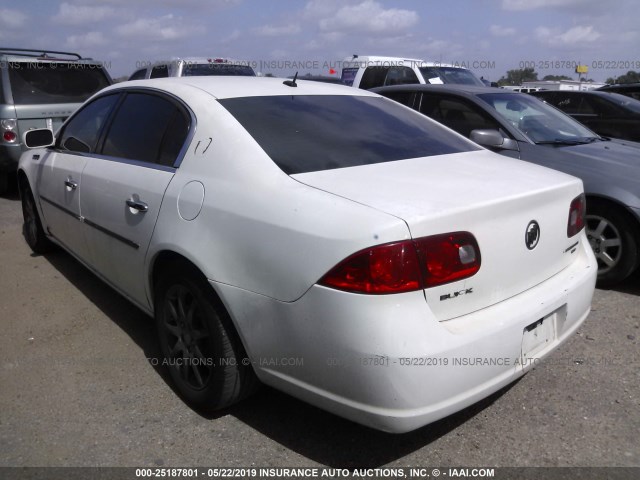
[65,31,108,49]
[319,0,418,35]
[53,3,116,25]
[115,14,204,41]
[490,25,516,37]
[502,0,587,10]
[0,8,27,28]
[253,24,301,37]
[535,25,601,45]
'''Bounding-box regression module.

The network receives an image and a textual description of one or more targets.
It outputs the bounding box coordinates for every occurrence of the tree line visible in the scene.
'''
[496,68,639,86]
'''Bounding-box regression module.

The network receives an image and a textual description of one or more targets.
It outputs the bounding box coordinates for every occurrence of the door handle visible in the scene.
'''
[64,179,78,190]
[126,199,148,213]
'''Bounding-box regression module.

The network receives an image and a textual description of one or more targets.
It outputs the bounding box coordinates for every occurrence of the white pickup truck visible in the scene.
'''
[341,55,485,89]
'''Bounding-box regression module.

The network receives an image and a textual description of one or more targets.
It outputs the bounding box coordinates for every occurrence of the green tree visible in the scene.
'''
[605,70,640,84]
[542,74,574,81]
[498,68,538,86]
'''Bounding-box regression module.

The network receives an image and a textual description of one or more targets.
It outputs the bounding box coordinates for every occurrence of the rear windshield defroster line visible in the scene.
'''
[219,95,478,174]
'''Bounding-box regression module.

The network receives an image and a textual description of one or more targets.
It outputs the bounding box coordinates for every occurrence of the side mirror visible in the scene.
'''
[23,129,54,148]
[470,129,519,151]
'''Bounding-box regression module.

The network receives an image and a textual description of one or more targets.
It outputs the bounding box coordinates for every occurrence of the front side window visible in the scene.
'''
[419,95,502,138]
[380,90,416,107]
[219,95,478,175]
[8,62,111,104]
[58,94,120,153]
[102,92,189,166]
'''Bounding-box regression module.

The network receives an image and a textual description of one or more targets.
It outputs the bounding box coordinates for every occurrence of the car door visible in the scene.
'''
[36,93,121,261]
[78,91,191,308]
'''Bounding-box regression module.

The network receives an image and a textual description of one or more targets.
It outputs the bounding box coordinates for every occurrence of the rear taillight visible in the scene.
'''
[568,194,586,237]
[1,119,18,143]
[319,232,481,294]
[416,233,481,288]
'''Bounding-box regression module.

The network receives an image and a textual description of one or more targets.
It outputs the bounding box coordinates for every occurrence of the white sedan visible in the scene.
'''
[18,77,597,433]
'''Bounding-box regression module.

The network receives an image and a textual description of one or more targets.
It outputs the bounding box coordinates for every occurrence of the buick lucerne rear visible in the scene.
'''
[18,77,597,433]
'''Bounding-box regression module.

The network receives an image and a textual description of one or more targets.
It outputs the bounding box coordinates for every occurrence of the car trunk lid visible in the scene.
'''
[293,150,585,321]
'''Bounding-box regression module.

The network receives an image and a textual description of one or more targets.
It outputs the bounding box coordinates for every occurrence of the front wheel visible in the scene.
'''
[21,183,54,254]
[586,202,639,287]
[154,265,258,411]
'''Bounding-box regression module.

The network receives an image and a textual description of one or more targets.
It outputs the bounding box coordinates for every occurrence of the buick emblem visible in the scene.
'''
[525,221,540,250]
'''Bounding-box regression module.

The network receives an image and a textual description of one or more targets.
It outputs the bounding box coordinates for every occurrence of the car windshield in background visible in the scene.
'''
[219,95,478,174]
[419,67,484,86]
[8,62,111,104]
[182,64,255,77]
[477,93,598,144]
[605,92,640,114]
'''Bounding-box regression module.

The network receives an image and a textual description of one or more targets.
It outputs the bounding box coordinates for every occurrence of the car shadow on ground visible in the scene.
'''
[42,248,517,467]
[608,268,640,296]
[225,383,515,468]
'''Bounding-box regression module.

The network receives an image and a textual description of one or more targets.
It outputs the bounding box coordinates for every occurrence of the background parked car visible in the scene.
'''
[373,84,640,286]
[0,47,112,195]
[596,83,640,101]
[18,77,595,433]
[530,90,640,142]
[341,55,485,89]
[128,57,255,80]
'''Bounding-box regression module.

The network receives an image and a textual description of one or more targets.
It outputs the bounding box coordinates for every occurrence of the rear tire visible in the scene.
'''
[586,201,639,288]
[21,183,54,254]
[154,263,258,410]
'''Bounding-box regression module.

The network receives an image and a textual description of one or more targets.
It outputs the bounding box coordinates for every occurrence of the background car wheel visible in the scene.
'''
[586,201,640,287]
[154,263,258,411]
[21,183,54,254]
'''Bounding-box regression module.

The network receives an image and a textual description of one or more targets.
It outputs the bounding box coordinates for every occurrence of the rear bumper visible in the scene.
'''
[215,234,597,433]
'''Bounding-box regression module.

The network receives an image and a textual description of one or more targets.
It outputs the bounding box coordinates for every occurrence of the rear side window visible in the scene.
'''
[359,67,390,89]
[150,65,169,78]
[59,94,120,153]
[384,67,419,86]
[341,67,359,86]
[129,68,147,80]
[8,62,110,104]
[102,92,189,166]
[219,95,478,175]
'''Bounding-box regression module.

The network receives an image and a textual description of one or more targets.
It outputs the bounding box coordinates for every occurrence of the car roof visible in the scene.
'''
[154,57,249,65]
[373,84,509,96]
[110,76,378,100]
[342,55,463,68]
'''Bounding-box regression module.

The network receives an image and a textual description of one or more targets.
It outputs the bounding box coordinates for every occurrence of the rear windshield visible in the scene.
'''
[182,64,255,77]
[8,62,111,104]
[219,95,478,174]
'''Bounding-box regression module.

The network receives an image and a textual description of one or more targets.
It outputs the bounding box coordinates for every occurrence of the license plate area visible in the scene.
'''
[521,307,561,367]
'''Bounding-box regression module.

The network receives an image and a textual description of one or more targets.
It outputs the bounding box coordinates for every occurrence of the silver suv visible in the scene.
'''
[0,48,112,194]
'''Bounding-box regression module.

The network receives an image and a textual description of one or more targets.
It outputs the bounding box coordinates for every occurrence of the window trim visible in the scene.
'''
[54,87,196,170]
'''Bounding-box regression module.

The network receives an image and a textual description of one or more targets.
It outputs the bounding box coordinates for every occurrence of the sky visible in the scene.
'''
[0,0,638,82]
